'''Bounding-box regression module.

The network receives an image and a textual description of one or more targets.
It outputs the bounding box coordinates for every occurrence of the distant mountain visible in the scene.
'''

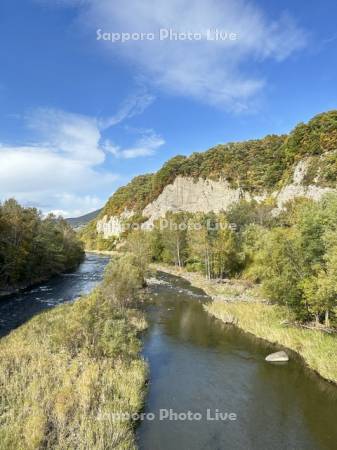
[66,209,102,229]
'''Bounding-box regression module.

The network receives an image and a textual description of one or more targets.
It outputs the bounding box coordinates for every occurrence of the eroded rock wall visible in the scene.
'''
[98,161,336,238]
[141,177,267,228]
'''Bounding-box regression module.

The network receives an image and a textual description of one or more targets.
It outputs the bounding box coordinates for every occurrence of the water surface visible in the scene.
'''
[0,253,109,337]
[138,271,337,450]
[1,258,336,449]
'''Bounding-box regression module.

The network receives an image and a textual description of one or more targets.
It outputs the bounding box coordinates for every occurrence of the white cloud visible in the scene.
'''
[0,104,163,216]
[0,142,117,217]
[26,108,104,165]
[0,145,116,193]
[98,89,155,129]
[47,194,104,218]
[55,0,307,111]
[104,129,165,159]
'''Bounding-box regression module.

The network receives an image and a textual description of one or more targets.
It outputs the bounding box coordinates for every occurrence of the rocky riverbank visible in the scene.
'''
[151,263,262,303]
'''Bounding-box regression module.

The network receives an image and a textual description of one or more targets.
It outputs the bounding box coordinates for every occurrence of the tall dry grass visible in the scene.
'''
[0,258,148,449]
[205,301,337,384]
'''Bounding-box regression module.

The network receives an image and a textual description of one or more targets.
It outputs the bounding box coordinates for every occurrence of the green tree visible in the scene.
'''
[159,212,189,267]
[0,199,84,291]
[125,229,153,273]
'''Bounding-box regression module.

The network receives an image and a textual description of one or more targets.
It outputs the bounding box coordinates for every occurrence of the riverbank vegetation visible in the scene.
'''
[132,193,337,329]
[76,110,337,385]
[152,262,337,384]
[0,255,148,449]
[123,192,337,383]
[205,300,337,383]
[0,199,84,293]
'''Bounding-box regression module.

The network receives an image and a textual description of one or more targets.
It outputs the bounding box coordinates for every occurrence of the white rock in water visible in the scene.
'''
[265,351,289,362]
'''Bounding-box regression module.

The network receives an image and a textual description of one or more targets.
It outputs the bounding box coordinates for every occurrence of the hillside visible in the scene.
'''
[66,208,102,229]
[82,110,337,243]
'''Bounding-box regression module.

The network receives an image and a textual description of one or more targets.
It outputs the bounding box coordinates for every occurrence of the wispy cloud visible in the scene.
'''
[52,0,307,111]
[104,129,165,159]
[26,108,104,164]
[98,89,155,129]
[321,33,337,46]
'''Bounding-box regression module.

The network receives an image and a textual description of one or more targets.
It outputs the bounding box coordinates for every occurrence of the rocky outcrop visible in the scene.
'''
[96,210,134,238]
[142,176,267,228]
[98,161,337,238]
[97,215,123,237]
[275,184,333,209]
[274,159,334,209]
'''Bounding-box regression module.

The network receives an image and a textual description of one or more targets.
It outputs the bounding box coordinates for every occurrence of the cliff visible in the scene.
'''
[90,110,337,239]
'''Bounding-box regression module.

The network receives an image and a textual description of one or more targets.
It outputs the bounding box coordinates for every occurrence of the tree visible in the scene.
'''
[211,217,240,278]
[254,194,337,324]
[0,200,84,290]
[186,213,240,279]
[125,230,152,273]
[188,214,213,279]
[226,199,275,231]
[101,254,146,307]
[159,212,189,267]
[252,227,306,317]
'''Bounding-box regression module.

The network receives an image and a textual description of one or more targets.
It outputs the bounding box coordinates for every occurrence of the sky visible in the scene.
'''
[0,0,337,217]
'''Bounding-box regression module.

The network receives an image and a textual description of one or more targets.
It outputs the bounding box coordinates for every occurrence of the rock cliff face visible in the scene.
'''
[96,215,124,237]
[96,210,134,238]
[141,176,267,228]
[96,160,336,238]
[140,161,335,231]
[90,111,337,239]
[274,159,334,208]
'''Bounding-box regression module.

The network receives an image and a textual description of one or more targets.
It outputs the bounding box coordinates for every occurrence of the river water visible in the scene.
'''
[138,271,337,450]
[0,253,110,337]
[1,256,336,449]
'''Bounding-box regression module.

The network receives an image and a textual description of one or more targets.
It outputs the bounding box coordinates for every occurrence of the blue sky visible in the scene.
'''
[0,0,337,217]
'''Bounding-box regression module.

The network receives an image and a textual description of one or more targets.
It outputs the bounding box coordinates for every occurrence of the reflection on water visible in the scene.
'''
[0,253,110,337]
[138,271,337,450]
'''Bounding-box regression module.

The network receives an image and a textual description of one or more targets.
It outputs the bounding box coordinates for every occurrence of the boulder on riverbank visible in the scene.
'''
[265,351,289,362]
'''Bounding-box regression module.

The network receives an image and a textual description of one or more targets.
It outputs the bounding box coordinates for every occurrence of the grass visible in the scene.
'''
[0,261,148,449]
[154,263,337,385]
[205,301,337,384]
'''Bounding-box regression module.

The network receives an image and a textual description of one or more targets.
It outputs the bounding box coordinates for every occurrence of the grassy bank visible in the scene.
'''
[0,256,148,449]
[205,301,337,384]
[154,263,337,385]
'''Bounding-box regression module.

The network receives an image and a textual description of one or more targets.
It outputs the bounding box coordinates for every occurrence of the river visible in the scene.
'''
[1,256,336,449]
[0,253,110,337]
[138,271,337,450]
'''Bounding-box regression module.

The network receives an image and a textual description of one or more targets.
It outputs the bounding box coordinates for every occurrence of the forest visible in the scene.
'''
[0,199,84,292]
[97,110,337,218]
[124,193,337,328]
